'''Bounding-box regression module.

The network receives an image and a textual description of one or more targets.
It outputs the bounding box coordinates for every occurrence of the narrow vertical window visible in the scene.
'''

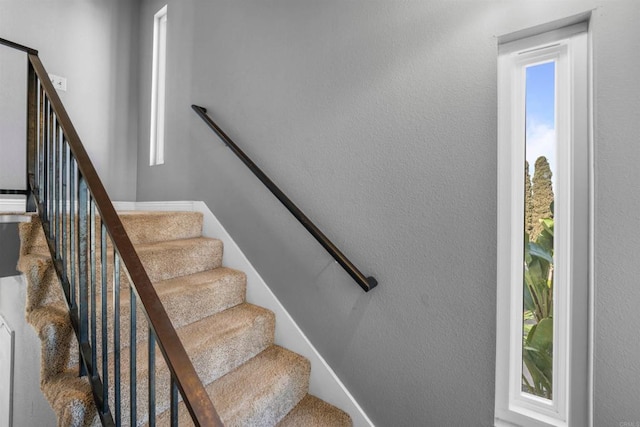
[150,5,168,166]
[522,60,555,401]
[496,18,590,427]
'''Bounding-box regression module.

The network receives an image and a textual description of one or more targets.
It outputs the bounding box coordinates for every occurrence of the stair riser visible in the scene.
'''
[19,212,204,253]
[17,210,352,427]
[70,272,247,364]
[136,238,223,283]
[157,346,311,427]
[20,237,224,303]
[105,307,275,426]
[18,254,66,312]
[114,211,204,245]
[21,258,238,375]
[27,305,75,383]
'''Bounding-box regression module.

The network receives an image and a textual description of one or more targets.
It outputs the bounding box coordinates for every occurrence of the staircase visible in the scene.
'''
[17,210,352,426]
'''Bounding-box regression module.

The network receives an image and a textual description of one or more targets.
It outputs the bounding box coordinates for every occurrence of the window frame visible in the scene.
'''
[149,5,168,166]
[495,20,591,427]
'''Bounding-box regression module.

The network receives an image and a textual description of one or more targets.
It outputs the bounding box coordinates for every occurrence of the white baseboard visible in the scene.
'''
[0,197,25,214]
[0,198,30,223]
[123,201,374,427]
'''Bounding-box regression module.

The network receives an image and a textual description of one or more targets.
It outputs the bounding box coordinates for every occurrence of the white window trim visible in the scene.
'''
[150,5,168,166]
[495,19,591,427]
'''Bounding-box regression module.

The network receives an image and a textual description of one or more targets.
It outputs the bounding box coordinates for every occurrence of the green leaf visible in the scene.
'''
[528,242,554,263]
[536,231,553,254]
[523,351,553,398]
[526,317,553,352]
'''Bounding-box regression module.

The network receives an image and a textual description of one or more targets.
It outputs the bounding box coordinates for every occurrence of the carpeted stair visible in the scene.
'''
[17,211,353,426]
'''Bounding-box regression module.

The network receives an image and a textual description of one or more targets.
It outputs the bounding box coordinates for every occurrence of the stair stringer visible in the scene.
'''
[113,201,374,427]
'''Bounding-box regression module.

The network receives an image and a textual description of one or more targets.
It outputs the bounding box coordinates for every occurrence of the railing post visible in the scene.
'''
[26,59,37,211]
[78,174,89,377]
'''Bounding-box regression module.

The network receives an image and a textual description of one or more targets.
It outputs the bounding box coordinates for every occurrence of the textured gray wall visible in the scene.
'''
[0,223,20,277]
[134,1,640,425]
[0,0,139,201]
[591,4,640,425]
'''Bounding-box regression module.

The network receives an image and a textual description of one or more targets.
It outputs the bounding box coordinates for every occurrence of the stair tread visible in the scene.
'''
[119,302,275,378]
[66,268,246,366]
[19,222,224,287]
[76,267,247,366]
[20,210,205,250]
[110,267,246,327]
[277,395,353,427]
[134,236,220,252]
[157,345,311,427]
[18,211,355,426]
[155,267,247,327]
[112,303,276,425]
[135,237,223,282]
[118,210,203,244]
[176,303,274,360]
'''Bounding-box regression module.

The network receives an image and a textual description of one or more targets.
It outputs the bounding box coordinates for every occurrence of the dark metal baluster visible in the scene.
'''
[47,102,54,226]
[37,82,44,195]
[69,160,76,310]
[57,126,64,256]
[130,286,137,427]
[90,197,97,377]
[61,144,68,282]
[26,62,37,211]
[34,81,40,195]
[78,174,89,377]
[43,97,47,219]
[149,332,156,427]
[58,124,63,251]
[113,252,121,423]
[170,377,178,427]
[42,98,49,221]
[101,222,109,414]
[53,119,60,255]
[40,88,49,204]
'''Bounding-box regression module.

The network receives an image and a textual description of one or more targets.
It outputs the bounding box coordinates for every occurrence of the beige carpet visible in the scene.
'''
[17,211,352,426]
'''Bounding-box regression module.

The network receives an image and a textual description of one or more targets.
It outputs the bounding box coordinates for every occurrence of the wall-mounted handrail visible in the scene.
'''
[1,36,222,426]
[192,105,378,292]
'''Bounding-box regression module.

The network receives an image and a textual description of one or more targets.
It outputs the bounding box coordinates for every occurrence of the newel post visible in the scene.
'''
[25,56,38,212]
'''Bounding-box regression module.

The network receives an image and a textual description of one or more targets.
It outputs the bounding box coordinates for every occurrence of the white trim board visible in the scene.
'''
[0,197,26,214]
[116,200,374,427]
[0,314,15,427]
[0,198,30,223]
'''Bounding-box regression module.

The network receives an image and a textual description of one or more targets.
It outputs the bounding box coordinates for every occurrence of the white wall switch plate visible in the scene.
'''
[48,74,67,92]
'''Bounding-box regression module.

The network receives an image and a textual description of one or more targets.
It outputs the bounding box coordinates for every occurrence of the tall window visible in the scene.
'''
[496,19,590,427]
[150,5,168,166]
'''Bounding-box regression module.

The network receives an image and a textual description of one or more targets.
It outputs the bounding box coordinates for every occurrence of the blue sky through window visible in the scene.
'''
[525,61,555,179]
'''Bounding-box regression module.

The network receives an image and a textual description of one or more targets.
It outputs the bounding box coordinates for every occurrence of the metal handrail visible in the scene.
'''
[192,105,378,292]
[29,56,222,427]
[0,36,38,55]
[2,36,222,426]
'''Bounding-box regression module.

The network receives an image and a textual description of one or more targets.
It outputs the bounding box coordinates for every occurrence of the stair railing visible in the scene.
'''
[1,38,222,426]
[192,105,378,292]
